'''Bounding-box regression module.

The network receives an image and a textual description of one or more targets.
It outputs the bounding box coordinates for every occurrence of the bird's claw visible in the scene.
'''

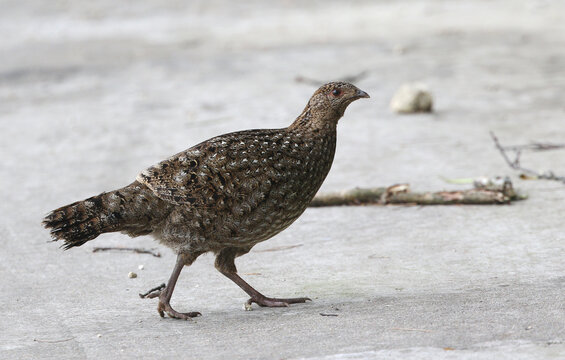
[246,295,311,308]
[157,300,201,320]
[141,284,200,320]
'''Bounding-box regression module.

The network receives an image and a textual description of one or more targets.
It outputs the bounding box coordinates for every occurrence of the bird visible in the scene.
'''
[42,82,369,320]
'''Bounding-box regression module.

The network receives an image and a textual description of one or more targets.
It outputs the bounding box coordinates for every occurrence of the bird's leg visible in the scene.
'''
[148,252,202,320]
[215,248,311,309]
[224,272,312,308]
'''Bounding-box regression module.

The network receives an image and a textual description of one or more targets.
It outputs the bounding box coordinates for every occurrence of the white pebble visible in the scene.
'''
[97,334,102,338]
[128,272,137,279]
[138,265,144,270]
[390,83,433,113]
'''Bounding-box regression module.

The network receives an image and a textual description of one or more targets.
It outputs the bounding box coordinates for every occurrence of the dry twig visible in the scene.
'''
[389,327,433,333]
[310,179,523,207]
[92,247,161,257]
[33,337,75,343]
[254,244,303,252]
[490,132,565,183]
[296,70,370,86]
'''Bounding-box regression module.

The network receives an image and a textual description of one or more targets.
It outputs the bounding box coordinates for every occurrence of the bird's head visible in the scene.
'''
[307,82,370,118]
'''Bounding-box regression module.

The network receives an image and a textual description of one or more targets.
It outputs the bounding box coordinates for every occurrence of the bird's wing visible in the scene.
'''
[136,129,288,207]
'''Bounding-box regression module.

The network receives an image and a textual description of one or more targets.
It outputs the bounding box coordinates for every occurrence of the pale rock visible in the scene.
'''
[390,83,433,113]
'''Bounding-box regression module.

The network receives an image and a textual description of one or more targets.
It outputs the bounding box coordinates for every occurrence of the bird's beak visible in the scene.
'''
[354,89,370,99]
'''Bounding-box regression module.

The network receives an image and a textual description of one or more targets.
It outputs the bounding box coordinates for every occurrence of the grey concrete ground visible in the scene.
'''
[1,0,564,359]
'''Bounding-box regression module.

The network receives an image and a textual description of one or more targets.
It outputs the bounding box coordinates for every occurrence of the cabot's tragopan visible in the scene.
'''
[43,82,369,320]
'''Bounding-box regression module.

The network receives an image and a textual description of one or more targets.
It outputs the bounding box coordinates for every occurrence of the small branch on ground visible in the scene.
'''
[92,247,161,257]
[490,131,565,183]
[389,327,432,333]
[295,70,370,86]
[498,141,565,152]
[310,179,524,207]
[254,244,303,252]
[33,337,75,343]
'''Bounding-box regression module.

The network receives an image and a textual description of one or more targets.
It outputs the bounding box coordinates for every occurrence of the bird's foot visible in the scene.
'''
[246,294,311,308]
[140,283,200,320]
[139,283,166,299]
[157,300,201,320]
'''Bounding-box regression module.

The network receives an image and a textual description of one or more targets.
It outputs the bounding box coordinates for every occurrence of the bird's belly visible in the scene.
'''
[156,181,318,253]
[231,198,308,244]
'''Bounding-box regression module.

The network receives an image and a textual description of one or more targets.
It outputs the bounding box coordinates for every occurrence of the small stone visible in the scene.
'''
[393,45,408,55]
[97,334,102,338]
[390,83,433,113]
[128,272,137,278]
[138,265,144,270]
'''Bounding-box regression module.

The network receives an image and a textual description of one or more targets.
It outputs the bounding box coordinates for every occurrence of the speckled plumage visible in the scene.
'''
[43,82,369,319]
[137,125,336,254]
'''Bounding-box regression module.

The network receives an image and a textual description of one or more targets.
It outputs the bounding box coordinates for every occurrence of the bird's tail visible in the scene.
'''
[43,192,124,249]
[42,181,165,250]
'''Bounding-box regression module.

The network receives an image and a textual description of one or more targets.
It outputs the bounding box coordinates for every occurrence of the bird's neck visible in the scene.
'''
[288,106,340,134]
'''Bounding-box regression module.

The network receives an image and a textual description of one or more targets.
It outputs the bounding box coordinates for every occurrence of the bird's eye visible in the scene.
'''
[331,89,342,97]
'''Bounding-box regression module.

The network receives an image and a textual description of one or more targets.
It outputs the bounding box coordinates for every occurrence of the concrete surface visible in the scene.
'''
[1,0,564,359]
